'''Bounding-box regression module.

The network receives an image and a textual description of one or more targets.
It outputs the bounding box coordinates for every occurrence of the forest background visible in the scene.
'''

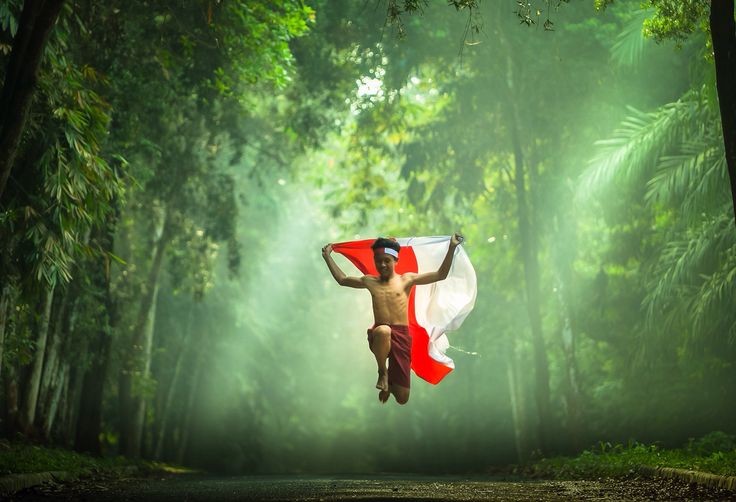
[0,0,735,474]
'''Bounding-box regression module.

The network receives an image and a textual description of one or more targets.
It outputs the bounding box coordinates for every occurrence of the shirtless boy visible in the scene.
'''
[321,233,464,404]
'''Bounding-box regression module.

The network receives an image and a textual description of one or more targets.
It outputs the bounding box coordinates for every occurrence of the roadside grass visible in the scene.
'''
[0,438,188,476]
[0,438,134,476]
[527,431,736,479]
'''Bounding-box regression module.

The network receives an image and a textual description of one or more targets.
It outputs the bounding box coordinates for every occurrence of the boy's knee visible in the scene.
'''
[372,325,391,338]
[394,390,410,405]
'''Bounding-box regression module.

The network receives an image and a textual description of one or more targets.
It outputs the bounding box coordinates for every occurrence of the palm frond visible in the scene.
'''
[643,86,726,216]
[646,139,728,216]
[643,210,735,330]
[691,248,736,333]
[610,8,653,68]
[578,91,701,200]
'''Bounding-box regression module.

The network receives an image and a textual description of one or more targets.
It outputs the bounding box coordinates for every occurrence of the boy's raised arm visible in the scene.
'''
[408,233,464,286]
[322,243,366,288]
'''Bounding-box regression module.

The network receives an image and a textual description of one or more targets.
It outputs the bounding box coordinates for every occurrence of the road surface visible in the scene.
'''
[11,473,736,501]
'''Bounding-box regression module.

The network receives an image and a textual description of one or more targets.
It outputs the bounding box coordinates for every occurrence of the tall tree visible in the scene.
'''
[709,0,736,225]
[0,0,64,200]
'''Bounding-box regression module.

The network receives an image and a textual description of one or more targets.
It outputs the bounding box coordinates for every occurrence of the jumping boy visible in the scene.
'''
[321,233,464,404]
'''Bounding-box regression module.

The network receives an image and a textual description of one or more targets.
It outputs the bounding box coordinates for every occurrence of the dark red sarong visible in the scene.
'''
[367,324,412,388]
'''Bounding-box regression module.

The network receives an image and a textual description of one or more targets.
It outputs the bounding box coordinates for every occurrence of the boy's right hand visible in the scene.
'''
[321,243,333,257]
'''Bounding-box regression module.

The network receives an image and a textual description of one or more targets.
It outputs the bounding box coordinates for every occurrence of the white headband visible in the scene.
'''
[376,247,399,258]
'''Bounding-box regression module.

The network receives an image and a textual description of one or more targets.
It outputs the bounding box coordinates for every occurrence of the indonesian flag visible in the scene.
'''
[332,236,477,384]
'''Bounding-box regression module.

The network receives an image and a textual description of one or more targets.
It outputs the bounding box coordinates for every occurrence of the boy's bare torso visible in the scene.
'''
[363,274,411,326]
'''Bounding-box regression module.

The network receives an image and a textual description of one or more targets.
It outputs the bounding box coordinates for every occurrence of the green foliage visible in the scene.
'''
[610,8,652,67]
[0,0,21,39]
[593,0,710,45]
[1,12,125,289]
[642,0,710,44]
[134,1,314,102]
[514,0,571,31]
[644,212,736,340]
[579,74,736,350]
[579,91,706,202]
[0,439,131,475]
[529,433,736,478]
[687,431,736,455]
[386,0,481,38]
[211,1,314,92]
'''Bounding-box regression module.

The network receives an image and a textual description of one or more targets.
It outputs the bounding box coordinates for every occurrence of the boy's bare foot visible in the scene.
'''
[376,370,389,391]
[378,389,390,403]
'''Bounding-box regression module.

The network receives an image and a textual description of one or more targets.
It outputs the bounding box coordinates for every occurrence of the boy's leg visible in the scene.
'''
[368,325,391,392]
[391,385,410,405]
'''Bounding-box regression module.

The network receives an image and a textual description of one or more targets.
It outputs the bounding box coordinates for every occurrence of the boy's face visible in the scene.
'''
[373,252,397,279]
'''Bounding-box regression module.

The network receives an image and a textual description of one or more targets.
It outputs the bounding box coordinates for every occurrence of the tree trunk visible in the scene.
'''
[41,360,68,438]
[75,222,118,454]
[506,343,529,463]
[1,285,19,434]
[61,333,86,446]
[18,284,55,432]
[154,310,192,460]
[3,362,20,433]
[509,120,553,454]
[556,293,583,451]
[552,208,584,452]
[176,350,204,466]
[132,279,161,458]
[55,288,83,446]
[0,0,65,200]
[75,329,113,453]
[56,366,70,444]
[710,0,736,226]
[0,282,12,380]
[37,286,71,428]
[119,205,169,457]
[496,16,553,453]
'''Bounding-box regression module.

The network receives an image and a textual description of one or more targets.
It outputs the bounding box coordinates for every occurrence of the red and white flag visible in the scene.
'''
[332,236,477,384]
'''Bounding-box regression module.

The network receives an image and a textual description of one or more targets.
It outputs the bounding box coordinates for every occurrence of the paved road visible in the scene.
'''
[11,473,736,501]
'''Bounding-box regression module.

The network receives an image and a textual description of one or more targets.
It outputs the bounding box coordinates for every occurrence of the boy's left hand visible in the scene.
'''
[451,233,464,246]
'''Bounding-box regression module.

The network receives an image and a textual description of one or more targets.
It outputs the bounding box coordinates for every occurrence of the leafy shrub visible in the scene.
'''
[527,433,736,479]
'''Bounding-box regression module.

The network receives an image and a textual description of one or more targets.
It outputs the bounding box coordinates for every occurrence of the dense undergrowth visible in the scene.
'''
[3,432,736,479]
[0,438,170,476]
[528,432,736,479]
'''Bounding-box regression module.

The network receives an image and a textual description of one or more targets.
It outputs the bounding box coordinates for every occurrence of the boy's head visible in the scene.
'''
[372,237,400,279]
[372,237,400,259]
